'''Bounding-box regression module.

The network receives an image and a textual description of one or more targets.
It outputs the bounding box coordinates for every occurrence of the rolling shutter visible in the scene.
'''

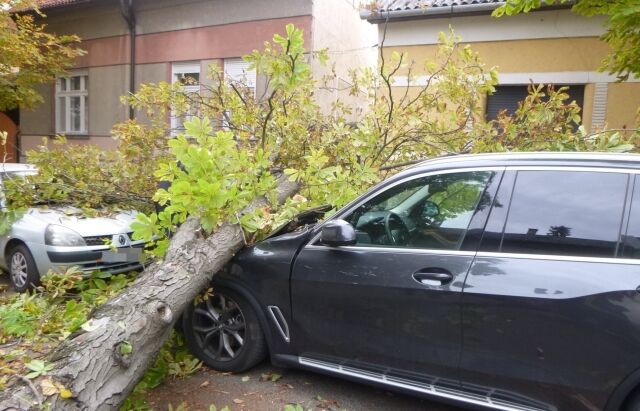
[223,58,256,89]
[486,85,585,121]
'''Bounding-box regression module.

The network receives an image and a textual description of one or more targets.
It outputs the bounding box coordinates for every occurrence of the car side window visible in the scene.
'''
[500,170,628,258]
[621,176,640,259]
[345,171,493,250]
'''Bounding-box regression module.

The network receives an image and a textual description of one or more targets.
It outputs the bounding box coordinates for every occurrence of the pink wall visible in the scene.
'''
[73,15,313,68]
[75,35,130,68]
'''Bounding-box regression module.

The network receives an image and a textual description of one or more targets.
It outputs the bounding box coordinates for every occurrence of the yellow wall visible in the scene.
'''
[606,83,640,130]
[383,37,639,130]
[383,37,609,75]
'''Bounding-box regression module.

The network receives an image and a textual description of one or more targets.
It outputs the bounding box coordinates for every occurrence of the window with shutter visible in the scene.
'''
[171,62,201,134]
[486,85,585,122]
[222,58,257,131]
[223,58,256,90]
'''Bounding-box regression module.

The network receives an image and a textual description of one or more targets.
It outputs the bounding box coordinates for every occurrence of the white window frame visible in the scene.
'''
[55,71,88,135]
[171,62,201,134]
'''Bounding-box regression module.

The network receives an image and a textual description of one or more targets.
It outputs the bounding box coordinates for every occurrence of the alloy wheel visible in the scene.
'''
[192,294,246,362]
[10,251,28,288]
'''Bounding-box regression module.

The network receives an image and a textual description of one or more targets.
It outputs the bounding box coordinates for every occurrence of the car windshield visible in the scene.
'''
[0,169,38,209]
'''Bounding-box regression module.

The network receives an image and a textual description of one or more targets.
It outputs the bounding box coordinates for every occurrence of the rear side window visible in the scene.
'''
[621,176,640,259]
[499,170,628,258]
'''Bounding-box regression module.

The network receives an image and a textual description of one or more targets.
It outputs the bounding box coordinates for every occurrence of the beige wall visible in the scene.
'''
[43,1,127,40]
[88,65,129,136]
[135,62,169,87]
[20,83,54,136]
[379,9,606,47]
[42,0,313,40]
[134,0,312,36]
[21,135,119,154]
[311,0,377,116]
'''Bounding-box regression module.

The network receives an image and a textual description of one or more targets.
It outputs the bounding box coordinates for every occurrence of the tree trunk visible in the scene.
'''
[0,176,299,411]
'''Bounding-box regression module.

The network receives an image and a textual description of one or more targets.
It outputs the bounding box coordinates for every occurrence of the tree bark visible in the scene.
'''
[0,175,299,411]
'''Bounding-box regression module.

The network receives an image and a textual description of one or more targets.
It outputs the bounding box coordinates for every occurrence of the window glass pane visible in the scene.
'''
[346,171,493,250]
[70,76,82,91]
[84,96,88,132]
[621,177,640,258]
[83,75,88,91]
[57,97,66,132]
[174,115,185,132]
[70,96,81,132]
[59,78,67,92]
[501,171,627,258]
[176,72,200,86]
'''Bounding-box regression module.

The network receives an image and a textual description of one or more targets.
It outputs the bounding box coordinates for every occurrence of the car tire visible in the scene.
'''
[8,244,40,292]
[182,288,267,372]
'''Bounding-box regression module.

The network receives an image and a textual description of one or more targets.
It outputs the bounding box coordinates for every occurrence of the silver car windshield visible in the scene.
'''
[0,170,37,209]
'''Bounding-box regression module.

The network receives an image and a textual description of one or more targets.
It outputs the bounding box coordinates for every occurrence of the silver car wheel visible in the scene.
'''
[10,251,29,288]
[192,294,246,362]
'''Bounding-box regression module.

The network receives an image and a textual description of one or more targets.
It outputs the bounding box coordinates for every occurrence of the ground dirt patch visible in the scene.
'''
[146,362,460,410]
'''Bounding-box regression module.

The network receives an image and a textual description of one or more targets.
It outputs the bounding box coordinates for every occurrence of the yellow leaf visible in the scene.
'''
[60,388,73,399]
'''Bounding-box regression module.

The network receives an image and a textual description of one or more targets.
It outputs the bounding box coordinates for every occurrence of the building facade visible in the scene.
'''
[361,0,640,132]
[14,0,375,159]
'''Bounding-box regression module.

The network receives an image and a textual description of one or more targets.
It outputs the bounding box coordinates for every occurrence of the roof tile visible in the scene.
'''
[375,0,505,12]
[35,0,89,9]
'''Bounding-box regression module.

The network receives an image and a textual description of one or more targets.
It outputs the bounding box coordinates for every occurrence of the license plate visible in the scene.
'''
[101,248,142,263]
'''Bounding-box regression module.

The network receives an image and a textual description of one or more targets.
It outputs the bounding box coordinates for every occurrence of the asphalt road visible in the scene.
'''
[146,362,462,411]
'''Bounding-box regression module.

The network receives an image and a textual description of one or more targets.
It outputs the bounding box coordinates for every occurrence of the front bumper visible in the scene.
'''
[29,241,147,277]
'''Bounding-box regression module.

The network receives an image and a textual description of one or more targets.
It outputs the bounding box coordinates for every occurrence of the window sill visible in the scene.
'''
[54,133,90,139]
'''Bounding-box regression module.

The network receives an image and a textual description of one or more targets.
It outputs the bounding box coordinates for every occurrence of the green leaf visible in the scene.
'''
[119,341,133,355]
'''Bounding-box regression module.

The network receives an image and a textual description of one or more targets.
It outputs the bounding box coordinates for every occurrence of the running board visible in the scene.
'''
[298,356,554,411]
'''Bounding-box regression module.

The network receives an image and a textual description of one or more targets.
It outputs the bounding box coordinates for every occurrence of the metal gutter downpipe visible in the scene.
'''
[120,0,136,120]
[360,3,503,22]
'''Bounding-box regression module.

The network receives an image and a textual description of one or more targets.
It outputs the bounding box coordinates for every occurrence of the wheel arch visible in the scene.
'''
[605,366,640,411]
[4,237,27,259]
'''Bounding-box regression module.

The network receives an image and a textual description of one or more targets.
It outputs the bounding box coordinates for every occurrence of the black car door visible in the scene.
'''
[460,168,640,411]
[290,169,501,387]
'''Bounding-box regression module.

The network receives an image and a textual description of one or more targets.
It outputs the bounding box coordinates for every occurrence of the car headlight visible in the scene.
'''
[45,225,87,247]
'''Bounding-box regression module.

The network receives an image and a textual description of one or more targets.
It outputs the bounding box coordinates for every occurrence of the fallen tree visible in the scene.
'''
[0,176,298,410]
[1,25,635,410]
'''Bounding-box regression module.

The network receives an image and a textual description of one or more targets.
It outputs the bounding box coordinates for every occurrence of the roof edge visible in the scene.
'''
[360,1,574,23]
[360,2,501,22]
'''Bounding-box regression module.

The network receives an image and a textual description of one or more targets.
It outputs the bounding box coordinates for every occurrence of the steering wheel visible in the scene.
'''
[384,212,410,246]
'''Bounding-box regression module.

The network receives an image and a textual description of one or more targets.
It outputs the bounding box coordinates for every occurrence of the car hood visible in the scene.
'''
[24,207,138,236]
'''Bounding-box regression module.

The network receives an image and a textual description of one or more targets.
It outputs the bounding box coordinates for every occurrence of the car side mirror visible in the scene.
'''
[320,219,357,247]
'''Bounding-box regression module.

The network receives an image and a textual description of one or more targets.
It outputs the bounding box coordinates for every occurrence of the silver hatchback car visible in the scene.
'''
[0,163,146,291]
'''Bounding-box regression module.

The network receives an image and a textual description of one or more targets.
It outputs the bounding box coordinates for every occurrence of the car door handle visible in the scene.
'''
[412,270,453,286]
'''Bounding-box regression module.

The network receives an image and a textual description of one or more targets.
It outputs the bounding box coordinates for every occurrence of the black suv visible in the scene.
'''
[183,153,640,411]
